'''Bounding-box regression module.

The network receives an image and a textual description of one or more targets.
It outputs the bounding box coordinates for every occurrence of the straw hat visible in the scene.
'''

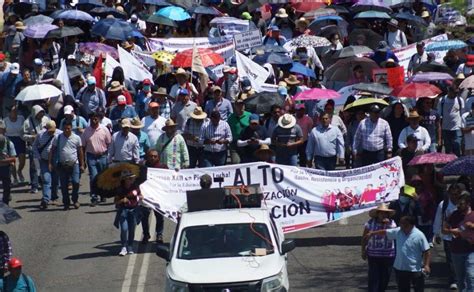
[421,10,430,18]
[296,17,309,28]
[456,73,466,80]
[161,119,177,131]
[14,21,26,30]
[122,41,133,50]
[153,87,169,96]
[121,118,132,128]
[284,75,300,85]
[190,106,207,120]
[174,67,189,77]
[369,203,395,218]
[407,110,422,120]
[255,144,275,157]
[278,114,296,129]
[387,18,399,28]
[130,117,144,129]
[108,81,122,92]
[276,8,288,18]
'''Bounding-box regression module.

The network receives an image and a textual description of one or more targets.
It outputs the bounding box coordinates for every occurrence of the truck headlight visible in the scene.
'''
[261,272,284,292]
[166,278,189,292]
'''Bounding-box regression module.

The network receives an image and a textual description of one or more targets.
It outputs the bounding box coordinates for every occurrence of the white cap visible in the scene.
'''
[131,14,138,21]
[117,95,127,105]
[63,105,74,115]
[67,54,76,60]
[87,76,96,85]
[10,63,20,74]
[34,58,43,66]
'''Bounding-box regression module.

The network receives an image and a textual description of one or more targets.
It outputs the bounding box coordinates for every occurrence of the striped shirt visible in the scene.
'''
[156,133,189,170]
[364,218,396,258]
[199,120,233,152]
[81,125,112,155]
[108,131,140,163]
[353,118,393,154]
[184,118,208,148]
[32,129,63,160]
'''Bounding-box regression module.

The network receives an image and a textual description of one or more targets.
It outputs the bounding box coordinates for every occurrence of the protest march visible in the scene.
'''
[1,0,474,290]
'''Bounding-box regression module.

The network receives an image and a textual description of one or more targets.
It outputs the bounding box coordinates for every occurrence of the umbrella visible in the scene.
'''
[46,26,84,38]
[49,9,67,19]
[408,152,457,166]
[23,15,54,26]
[140,0,172,5]
[408,72,454,83]
[76,0,104,10]
[147,13,178,27]
[325,57,379,82]
[460,75,474,89]
[44,65,84,80]
[293,88,340,101]
[290,62,316,78]
[243,92,284,114]
[413,61,454,76]
[351,2,392,13]
[55,10,95,22]
[352,83,393,95]
[426,40,468,52]
[253,52,293,65]
[441,156,474,175]
[284,35,331,51]
[24,24,58,39]
[90,7,128,19]
[303,8,337,20]
[92,163,147,198]
[251,45,289,54]
[0,203,21,224]
[334,46,373,58]
[91,18,137,41]
[391,83,442,98]
[292,1,326,13]
[394,12,427,26]
[15,84,63,102]
[327,4,350,14]
[156,6,191,21]
[171,48,224,68]
[151,50,176,64]
[343,97,388,111]
[309,15,345,28]
[319,24,347,39]
[354,11,391,19]
[78,42,119,59]
[349,28,383,50]
[191,5,222,16]
[12,2,34,18]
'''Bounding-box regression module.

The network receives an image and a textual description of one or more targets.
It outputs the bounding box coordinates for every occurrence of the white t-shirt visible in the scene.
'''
[386,30,407,49]
[462,112,474,150]
[142,115,166,148]
[4,116,25,137]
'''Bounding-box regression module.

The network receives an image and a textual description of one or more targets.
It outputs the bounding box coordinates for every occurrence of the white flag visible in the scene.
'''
[192,44,209,93]
[57,59,73,97]
[105,54,121,82]
[118,46,153,82]
[235,51,270,93]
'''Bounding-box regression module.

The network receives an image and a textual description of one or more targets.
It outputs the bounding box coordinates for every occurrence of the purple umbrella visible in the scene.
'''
[408,72,454,83]
[78,42,118,59]
[24,24,58,39]
[442,156,474,175]
[55,10,95,22]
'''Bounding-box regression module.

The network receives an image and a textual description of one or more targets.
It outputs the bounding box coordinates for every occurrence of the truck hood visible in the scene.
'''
[168,254,284,284]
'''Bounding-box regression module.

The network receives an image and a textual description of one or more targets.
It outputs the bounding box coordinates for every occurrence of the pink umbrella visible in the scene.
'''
[293,88,341,101]
[408,152,457,166]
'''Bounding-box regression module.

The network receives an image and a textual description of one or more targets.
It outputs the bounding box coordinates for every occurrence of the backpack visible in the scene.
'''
[440,95,463,120]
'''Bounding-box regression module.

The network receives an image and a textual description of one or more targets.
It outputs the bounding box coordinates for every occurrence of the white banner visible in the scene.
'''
[147,37,235,60]
[118,46,153,82]
[141,157,405,234]
[234,30,263,52]
[235,51,270,93]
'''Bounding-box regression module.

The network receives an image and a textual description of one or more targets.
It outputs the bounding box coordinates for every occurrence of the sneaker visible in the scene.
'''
[39,201,48,210]
[157,235,164,244]
[119,247,127,256]
[63,205,70,211]
[18,173,25,183]
[12,179,19,186]
[100,197,107,203]
[49,200,60,206]
[73,202,80,209]
[90,201,98,207]
[141,234,151,244]
[450,283,458,290]
[30,188,38,194]
[127,250,134,255]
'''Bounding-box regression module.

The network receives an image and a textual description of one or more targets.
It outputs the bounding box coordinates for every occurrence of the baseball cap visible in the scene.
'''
[250,113,260,123]
[10,63,20,74]
[143,78,152,85]
[45,120,57,131]
[117,95,127,105]
[278,86,287,96]
[0,53,5,62]
[241,12,252,20]
[67,54,76,60]
[131,14,138,21]
[149,102,159,108]
[63,105,74,115]
[87,76,96,85]
[271,25,280,31]
[370,104,382,113]
[178,88,189,96]
[34,58,43,66]
[8,258,22,269]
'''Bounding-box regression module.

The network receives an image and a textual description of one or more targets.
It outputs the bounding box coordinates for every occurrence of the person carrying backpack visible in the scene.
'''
[438,85,464,156]
[0,258,36,292]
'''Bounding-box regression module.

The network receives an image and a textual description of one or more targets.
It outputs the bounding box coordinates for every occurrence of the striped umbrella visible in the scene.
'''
[408,152,457,166]
[426,40,467,52]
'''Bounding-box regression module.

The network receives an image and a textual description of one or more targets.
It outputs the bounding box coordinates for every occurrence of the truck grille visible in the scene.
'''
[189,280,262,292]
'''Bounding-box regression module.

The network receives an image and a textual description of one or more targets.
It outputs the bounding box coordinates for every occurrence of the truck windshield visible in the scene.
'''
[178,223,274,260]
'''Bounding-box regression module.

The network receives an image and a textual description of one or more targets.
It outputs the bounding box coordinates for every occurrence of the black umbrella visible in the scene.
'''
[92,163,148,198]
[327,4,350,14]
[243,92,284,114]
[90,7,128,19]
[414,62,455,76]
[352,82,393,95]
[0,203,21,224]
[333,45,373,59]
[349,28,383,50]
[12,2,35,18]
[394,12,427,26]
[46,26,84,38]
[44,65,84,80]
[76,0,104,11]
[251,45,288,54]
[191,5,221,16]
[253,52,292,65]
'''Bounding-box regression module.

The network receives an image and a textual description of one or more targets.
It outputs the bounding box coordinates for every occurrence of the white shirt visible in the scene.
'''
[3,116,25,137]
[408,52,428,72]
[462,111,474,150]
[386,30,408,49]
[141,115,166,148]
[456,63,474,76]
[398,125,431,151]
[433,200,457,241]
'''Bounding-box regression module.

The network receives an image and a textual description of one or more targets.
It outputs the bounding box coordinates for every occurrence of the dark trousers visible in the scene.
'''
[444,240,458,285]
[443,129,462,157]
[297,141,308,167]
[203,150,227,167]
[140,207,164,237]
[314,155,337,171]
[28,149,39,190]
[368,256,394,292]
[0,166,11,204]
[360,149,385,166]
[395,269,424,292]
[188,146,204,168]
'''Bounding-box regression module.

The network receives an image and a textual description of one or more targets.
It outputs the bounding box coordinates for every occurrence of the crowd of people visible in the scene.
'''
[0,0,474,290]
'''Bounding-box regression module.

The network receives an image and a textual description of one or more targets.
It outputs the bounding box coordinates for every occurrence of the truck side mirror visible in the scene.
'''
[281,239,295,254]
[156,243,171,261]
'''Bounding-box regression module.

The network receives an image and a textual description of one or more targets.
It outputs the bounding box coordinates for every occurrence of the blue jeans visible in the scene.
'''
[140,206,164,237]
[119,208,137,250]
[452,252,474,292]
[39,160,58,203]
[368,256,394,292]
[86,153,108,202]
[275,154,298,166]
[58,163,80,207]
[314,156,337,171]
[444,240,458,285]
[28,149,38,190]
[443,129,462,157]
[203,150,227,167]
[360,149,385,166]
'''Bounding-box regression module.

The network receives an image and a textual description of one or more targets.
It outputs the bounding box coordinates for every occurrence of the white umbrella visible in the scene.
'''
[15,84,63,102]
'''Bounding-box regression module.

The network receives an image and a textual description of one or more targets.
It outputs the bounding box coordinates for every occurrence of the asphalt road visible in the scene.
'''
[1,167,450,292]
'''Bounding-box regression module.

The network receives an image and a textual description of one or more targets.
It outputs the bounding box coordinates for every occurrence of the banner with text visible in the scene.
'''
[234,30,263,51]
[141,157,405,233]
[147,37,235,60]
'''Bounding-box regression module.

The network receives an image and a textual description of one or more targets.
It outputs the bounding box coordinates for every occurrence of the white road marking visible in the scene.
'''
[121,216,143,292]
[136,214,155,292]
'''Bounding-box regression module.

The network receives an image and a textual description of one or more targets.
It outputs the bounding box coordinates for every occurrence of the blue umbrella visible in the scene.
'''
[290,62,316,78]
[309,15,344,26]
[139,0,172,5]
[91,18,138,41]
[426,40,468,52]
[156,6,191,21]
[56,10,95,22]
[191,5,222,16]
[23,15,53,26]
[90,7,127,19]
[354,11,391,19]
[394,12,427,26]
[441,156,474,175]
